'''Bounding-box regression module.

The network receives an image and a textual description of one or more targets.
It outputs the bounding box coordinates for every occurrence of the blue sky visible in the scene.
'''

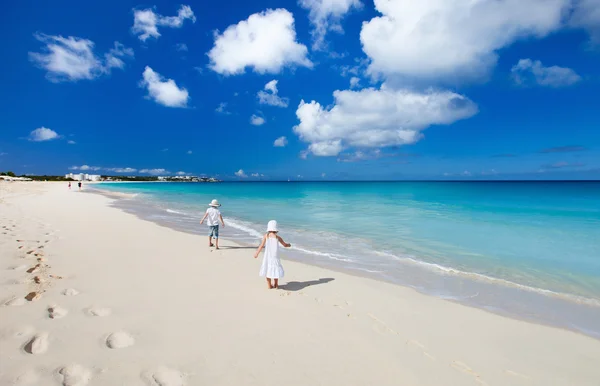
[0,0,599,180]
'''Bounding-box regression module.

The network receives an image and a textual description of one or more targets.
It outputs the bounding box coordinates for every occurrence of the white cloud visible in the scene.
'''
[349,76,360,88]
[28,127,60,142]
[29,34,133,82]
[215,102,232,114]
[321,173,326,178]
[67,140,76,145]
[235,169,248,178]
[360,0,570,82]
[569,0,600,46]
[176,171,189,176]
[274,136,288,147]
[69,165,102,171]
[293,85,477,157]
[140,66,189,108]
[299,0,363,50]
[251,173,260,177]
[175,43,189,52]
[511,59,582,87]
[108,167,137,173]
[208,8,312,75]
[140,168,169,175]
[187,150,193,154]
[132,5,196,41]
[250,114,266,126]
[257,80,289,107]
[161,148,169,152]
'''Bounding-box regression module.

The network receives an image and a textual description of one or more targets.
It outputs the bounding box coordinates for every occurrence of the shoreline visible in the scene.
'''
[90,184,600,340]
[2,182,600,385]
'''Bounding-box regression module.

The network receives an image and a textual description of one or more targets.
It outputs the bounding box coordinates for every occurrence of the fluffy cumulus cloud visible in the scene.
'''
[293,85,477,157]
[29,34,133,82]
[140,66,189,108]
[235,169,247,178]
[28,127,60,142]
[511,59,582,87]
[257,80,289,107]
[273,136,288,147]
[360,0,570,82]
[349,77,360,88]
[132,5,196,41]
[250,114,266,126]
[208,9,312,75]
[299,0,363,50]
[140,168,169,175]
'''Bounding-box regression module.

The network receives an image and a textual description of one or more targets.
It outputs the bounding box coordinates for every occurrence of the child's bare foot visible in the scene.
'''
[209,243,214,247]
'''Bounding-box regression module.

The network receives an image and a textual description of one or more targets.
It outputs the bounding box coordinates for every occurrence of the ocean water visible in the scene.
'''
[94,181,600,337]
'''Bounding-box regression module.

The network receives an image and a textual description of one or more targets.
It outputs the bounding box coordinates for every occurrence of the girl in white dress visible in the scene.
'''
[254,220,291,289]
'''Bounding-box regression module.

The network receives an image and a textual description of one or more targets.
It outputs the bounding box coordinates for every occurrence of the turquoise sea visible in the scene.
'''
[94,181,600,337]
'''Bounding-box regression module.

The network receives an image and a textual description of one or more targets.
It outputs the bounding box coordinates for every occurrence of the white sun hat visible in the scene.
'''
[267,220,278,232]
[209,199,221,207]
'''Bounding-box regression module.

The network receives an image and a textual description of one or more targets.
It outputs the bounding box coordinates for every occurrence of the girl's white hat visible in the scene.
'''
[267,220,278,232]
[209,199,221,207]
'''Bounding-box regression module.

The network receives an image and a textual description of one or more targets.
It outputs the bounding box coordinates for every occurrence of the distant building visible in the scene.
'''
[64,173,101,181]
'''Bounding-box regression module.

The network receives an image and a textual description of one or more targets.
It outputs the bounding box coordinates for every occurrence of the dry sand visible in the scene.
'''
[1,182,599,385]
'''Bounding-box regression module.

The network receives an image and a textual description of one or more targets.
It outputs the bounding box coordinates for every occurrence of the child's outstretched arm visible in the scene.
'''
[219,214,225,227]
[254,235,267,258]
[199,211,208,224]
[277,235,291,248]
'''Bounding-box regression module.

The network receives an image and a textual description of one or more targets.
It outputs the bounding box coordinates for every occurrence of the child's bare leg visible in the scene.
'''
[208,236,213,247]
[266,278,273,289]
[215,238,219,249]
[273,279,279,289]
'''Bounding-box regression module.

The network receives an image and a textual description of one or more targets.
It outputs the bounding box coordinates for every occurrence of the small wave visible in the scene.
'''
[373,251,600,307]
[165,209,186,215]
[226,219,264,239]
[291,246,354,262]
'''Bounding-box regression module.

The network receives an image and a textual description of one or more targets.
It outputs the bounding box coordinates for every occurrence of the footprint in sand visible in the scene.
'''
[48,306,68,319]
[4,297,26,306]
[106,331,135,349]
[11,369,40,385]
[143,367,186,386]
[452,361,487,385]
[86,307,111,317]
[58,364,92,386]
[24,332,49,354]
[62,288,79,296]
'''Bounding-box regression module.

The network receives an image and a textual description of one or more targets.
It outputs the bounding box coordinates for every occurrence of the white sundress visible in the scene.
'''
[259,236,285,279]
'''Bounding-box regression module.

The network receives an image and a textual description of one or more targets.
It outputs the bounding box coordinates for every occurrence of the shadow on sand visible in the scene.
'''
[220,246,257,250]
[279,278,335,291]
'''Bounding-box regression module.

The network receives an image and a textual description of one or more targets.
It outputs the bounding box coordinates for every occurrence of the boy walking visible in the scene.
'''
[200,199,225,249]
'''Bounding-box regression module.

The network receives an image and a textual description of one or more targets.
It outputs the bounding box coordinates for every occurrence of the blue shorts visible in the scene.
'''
[208,225,219,238]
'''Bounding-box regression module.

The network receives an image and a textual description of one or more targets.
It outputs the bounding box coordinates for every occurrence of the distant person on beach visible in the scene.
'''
[254,220,291,289]
[78,181,82,191]
[200,199,225,249]
[68,182,71,190]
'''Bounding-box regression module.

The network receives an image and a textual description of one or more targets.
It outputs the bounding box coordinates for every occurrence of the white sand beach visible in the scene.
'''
[1,182,599,386]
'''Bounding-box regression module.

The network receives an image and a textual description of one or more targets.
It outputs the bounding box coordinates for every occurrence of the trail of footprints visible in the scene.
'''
[1,218,187,385]
[280,289,502,385]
